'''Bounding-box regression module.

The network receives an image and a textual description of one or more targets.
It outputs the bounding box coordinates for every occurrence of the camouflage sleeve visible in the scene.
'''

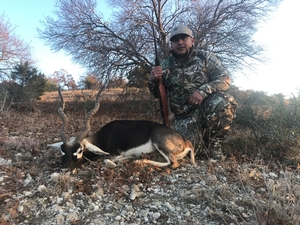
[197,52,231,98]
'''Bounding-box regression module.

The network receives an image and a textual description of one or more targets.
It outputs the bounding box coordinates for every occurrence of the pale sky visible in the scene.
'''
[233,0,300,97]
[0,0,299,97]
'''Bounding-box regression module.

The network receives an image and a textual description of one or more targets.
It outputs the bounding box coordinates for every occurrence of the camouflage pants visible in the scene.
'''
[173,92,237,156]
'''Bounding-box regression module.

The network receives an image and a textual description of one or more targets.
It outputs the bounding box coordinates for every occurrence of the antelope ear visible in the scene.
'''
[81,139,110,155]
[47,137,76,149]
[48,136,76,149]
[47,142,63,149]
[69,137,76,142]
[47,142,66,155]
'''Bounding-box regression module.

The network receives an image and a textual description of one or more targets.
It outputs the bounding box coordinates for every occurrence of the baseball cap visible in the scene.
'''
[170,25,193,41]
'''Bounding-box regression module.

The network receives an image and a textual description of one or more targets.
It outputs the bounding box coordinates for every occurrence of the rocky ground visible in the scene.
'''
[1,91,300,225]
[1,144,300,225]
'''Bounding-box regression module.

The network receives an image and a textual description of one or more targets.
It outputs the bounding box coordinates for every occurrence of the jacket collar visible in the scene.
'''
[170,46,196,66]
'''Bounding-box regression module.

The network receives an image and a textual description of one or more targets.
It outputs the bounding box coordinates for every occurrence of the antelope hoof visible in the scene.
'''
[171,162,180,169]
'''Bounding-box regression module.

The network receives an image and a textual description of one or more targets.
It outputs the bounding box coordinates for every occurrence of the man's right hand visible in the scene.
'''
[150,66,163,80]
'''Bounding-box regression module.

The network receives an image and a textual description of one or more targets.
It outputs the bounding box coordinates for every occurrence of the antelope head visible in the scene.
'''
[56,88,109,169]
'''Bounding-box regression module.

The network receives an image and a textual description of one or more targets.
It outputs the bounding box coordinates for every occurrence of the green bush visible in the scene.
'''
[2,61,48,110]
[227,87,300,163]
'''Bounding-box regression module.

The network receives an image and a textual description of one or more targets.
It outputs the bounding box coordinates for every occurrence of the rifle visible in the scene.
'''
[151,18,169,126]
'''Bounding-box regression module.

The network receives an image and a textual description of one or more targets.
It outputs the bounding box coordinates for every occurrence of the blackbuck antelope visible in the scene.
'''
[49,89,195,170]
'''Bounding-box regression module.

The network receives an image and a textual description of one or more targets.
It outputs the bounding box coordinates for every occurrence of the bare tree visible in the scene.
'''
[38,0,281,83]
[53,69,77,90]
[0,13,33,81]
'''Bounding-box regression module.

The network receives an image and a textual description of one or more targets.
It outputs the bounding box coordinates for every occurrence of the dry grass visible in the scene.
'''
[40,88,125,102]
[1,88,300,224]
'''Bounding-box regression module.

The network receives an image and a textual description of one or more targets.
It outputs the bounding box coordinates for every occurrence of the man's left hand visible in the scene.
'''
[189,91,204,105]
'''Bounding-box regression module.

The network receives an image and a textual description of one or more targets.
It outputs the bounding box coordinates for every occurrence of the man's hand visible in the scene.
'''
[150,66,163,80]
[189,91,204,105]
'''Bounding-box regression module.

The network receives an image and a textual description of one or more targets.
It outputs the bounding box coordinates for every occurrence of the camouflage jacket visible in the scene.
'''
[148,49,231,116]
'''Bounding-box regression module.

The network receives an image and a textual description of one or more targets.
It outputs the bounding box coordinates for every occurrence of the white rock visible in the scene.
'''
[50,172,61,181]
[57,197,63,204]
[23,191,32,196]
[37,185,47,192]
[0,158,12,165]
[185,211,191,217]
[125,205,134,212]
[56,214,65,225]
[150,205,158,211]
[15,153,23,162]
[23,178,32,186]
[139,209,148,217]
[17,205,24,213]
[130,184,143,200]
[104,159,117,168]
[115,215,122,221]
[200,180,206,186]
[164,202,175,212]
[63,192,72,202]
[269,172,278,178]
[152,212,161,219]
[66,213,79,221]
[93,204,99,211]
[221,176,227,182]
[242,212,249,218]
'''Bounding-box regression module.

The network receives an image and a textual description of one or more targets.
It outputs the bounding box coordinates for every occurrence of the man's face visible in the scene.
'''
[171,34,194,58]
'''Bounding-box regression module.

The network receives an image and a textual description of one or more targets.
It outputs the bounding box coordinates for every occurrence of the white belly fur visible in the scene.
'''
[120,140,154,157]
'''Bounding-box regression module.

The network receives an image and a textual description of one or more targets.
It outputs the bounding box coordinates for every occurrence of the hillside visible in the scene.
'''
[0,89,299,224]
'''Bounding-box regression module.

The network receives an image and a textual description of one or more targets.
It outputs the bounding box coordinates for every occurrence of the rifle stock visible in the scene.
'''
[151,19,169,126]
[158,77,169,126]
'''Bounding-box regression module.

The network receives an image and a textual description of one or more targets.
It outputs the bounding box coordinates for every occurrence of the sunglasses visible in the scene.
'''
[171,34,190,42]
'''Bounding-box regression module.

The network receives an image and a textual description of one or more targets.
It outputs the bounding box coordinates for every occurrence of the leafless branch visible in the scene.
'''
[38,0,281,82]
[0,13,33,81]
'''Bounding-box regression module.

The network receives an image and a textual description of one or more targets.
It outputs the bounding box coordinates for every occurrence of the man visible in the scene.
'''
[149,24,236,160]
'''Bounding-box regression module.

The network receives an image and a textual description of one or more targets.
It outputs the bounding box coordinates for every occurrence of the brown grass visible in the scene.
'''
[1,88,300,224]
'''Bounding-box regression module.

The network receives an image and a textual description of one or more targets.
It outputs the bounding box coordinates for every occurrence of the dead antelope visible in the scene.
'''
[49,88,195,170]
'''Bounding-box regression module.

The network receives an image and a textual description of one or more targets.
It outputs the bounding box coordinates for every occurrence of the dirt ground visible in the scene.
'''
[1,90,299,225]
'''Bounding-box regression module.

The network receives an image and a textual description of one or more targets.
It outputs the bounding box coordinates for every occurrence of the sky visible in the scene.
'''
[0,0,299,97]
[233,0,300,97]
